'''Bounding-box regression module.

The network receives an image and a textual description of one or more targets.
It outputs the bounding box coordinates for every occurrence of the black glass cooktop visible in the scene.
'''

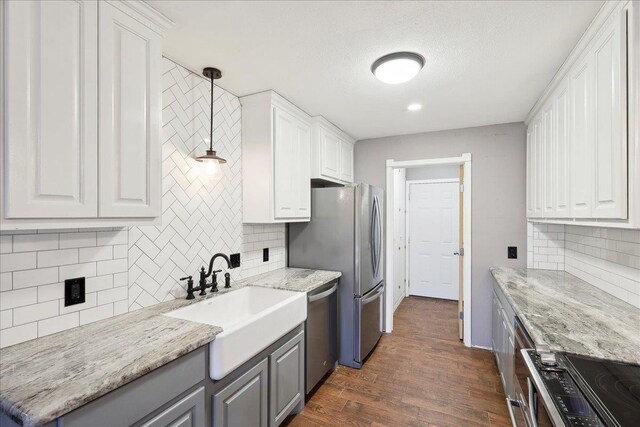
[565,354,640,427]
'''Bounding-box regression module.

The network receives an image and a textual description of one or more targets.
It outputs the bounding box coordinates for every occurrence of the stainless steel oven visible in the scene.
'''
[514,317,534,426]
[514,317,560,427]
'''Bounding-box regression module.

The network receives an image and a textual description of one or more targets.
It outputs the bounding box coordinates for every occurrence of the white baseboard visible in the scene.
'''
[471,344,493,351]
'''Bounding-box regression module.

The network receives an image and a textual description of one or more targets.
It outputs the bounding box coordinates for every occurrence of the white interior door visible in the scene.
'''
[408,181,460,300]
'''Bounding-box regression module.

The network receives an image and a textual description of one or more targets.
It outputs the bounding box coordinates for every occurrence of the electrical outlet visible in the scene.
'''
[263,248,269,262]
[230,253,241,268]
[508,246,517,259]
[65,277,85,306]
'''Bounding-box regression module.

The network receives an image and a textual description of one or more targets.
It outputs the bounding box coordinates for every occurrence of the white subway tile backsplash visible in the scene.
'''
[530,223,640,309]
[0,272,13,292]
[97,258,127,276]
[59,262,97,281]
[38,282,65,303]
[37,249,78,268]
[59,292,97,315]
[80,304,114,326]
[97,287,127,305]
[13,234,58,252]
[0,310,12,329]
[12,267,59,289]
[0,288,38,310]
[0,235,12,254]
[13,300,58,325]
[97,230,128,246]
[79,246,113,263]
[0,322,37,347]
[0,252,37,273]
[38,313,79,337]
[59,232,97,249]
[86,275,114,293]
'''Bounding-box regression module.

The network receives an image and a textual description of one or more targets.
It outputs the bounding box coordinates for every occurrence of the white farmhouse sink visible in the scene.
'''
[165,286,306,380]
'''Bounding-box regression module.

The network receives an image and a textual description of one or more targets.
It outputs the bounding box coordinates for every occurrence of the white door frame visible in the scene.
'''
[405,178,460,299]
[384,153,472,347]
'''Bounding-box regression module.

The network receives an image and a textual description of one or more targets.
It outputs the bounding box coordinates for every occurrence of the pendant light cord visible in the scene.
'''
[209,75,214,151]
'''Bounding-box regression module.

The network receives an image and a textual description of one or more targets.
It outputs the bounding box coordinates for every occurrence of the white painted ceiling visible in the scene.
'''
[152,0,603,140]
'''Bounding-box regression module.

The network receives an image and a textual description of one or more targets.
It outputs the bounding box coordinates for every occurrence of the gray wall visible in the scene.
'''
[405,164,459,181]
[355,122,527,348]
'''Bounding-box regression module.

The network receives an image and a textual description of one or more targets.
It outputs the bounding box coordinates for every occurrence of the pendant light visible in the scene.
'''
[196,67,226,176]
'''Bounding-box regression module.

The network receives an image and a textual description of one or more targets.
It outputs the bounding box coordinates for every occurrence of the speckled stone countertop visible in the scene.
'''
[490,267,640,365]
[0,268,340,426]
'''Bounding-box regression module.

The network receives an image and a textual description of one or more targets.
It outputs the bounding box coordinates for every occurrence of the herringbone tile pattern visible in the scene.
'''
[128,58,285,310]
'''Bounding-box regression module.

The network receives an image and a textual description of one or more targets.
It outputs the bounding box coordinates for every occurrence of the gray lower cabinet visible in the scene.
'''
[212,358,269,427]
[141,387,205,427]
[492,281,515,399]
[269,330,304,426]
[59,347,206,427]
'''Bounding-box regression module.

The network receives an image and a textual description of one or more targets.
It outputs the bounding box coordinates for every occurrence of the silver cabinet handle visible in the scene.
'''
[307,283,338,303]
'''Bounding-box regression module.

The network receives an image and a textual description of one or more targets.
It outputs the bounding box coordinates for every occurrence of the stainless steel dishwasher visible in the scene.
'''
[305,279,339,394]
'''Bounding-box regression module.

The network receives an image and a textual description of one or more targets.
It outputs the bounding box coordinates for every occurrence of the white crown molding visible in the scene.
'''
[106,1,175,34]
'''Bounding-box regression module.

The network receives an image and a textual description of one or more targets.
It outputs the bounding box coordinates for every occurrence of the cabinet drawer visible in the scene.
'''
[60,347,205,427]
[269,330,304,426]
[139,387,205,427]
[212,358,268,427]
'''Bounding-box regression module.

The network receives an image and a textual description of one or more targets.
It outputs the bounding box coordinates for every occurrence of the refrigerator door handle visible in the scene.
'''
[370,195,381,278]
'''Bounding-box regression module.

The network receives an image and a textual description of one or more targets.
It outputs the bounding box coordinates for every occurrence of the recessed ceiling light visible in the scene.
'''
[371,52,424,84]
[407,103,422,112]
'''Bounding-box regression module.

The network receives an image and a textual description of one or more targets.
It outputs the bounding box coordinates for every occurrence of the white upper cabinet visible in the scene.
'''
[2,0,98,219]
[553,81,571,217]
[525,0,636,228]
[0,0,172,229]
[592,9,627,218]
[542,101,555,217]
[241,91,311,223]
[339,139,354,182]
[310,117,355,185]
[570,52,594,218]
[98,2,162,218]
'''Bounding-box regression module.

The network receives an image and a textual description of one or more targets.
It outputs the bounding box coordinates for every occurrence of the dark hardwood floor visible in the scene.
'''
[283,296,512,427]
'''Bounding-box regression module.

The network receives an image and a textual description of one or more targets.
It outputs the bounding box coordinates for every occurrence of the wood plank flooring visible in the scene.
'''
[283,297,512,427]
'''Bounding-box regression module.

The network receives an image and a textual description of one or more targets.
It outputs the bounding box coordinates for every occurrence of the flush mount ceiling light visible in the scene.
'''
[371,52,424,84]
[407,103,422,112]
[197,67,227,176]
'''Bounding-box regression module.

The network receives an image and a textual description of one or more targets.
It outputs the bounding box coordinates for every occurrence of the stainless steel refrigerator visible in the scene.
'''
[289,184,384,368]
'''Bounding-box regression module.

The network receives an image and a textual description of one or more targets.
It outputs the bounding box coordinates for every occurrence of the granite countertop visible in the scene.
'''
[0,267,340,427]
[490,267,640,365]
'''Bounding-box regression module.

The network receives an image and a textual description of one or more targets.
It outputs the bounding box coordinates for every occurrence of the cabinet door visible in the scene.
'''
[554,83,571,217]
[294,121,311,218]
[98,2,161,218]
[274,107,310,219]
[140,387,205,427]
[319,129,340,180]
[213,358,268,427]
[533,119,544,217]
[526,128,534,218]
[3,0,98,218]
[269,331,304,426]
[339,140,354,183]
[570,54,594,218]
[542,103,555,217]
[592,11,627,219]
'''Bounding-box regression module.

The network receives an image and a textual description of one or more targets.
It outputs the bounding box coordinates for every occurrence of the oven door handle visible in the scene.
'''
[505,398,518,427]
[528,378,538,427]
